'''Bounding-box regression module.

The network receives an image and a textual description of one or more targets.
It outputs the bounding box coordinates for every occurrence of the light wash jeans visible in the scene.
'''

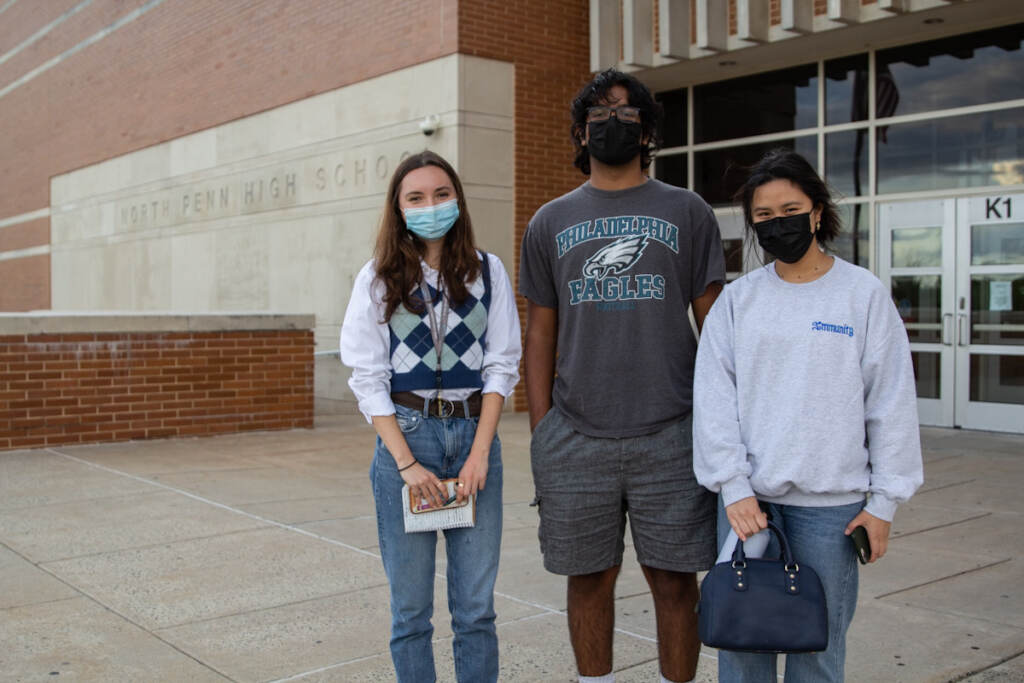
[715,499,863,683]
[370,403,503,683]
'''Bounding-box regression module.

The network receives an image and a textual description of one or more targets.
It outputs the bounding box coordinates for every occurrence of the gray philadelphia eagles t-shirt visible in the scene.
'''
[519,178,725,438]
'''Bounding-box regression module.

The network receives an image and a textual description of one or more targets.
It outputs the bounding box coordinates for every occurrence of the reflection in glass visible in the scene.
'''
[911,351,941,399]
[891,275,942,343]
[878,24,1024,118]
[892,226,941,267]
[971,274,1024,345]
[657,88,687,148]
[832,203,870,269]
[972,222,1024,265]
[970,354,1024,405]
[826,130,869,198]
[723,238,744,274]
[877,107,1024,194]
[654,153,687,189]
[695,137,817,206]
[694,64,817,143]
[825,54,868,125]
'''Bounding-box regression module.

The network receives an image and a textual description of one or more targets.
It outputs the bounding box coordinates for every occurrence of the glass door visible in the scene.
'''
[955,194,1024,432]
[879,194,1024,433]
[878,199,956,428]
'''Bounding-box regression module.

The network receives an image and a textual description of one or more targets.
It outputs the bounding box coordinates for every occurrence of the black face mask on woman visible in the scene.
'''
[754,212,816,264]
[587,119,643,166]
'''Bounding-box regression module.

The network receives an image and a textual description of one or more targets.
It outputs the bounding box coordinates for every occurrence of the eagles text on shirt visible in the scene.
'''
[556,215,679,307]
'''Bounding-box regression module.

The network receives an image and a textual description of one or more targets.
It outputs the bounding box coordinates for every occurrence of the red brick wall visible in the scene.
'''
[0,255,50,312]
[776,0,878,20]
[458,0,591,411]
[0,219,48,254]
[770,0,851,24]
[0,330,313,451]
[0,0,459,311]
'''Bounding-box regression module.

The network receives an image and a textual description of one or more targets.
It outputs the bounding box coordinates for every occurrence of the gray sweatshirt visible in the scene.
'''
[693,257,923,522]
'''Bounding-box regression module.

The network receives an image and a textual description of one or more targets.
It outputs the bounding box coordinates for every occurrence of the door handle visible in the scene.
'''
[957,314,969,347]
[942,313,953,346]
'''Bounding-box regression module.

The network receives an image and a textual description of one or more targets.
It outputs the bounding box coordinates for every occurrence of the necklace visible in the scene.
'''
[780,254,832,283]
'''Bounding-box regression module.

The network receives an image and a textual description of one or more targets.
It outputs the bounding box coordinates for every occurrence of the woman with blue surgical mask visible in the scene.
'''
[340,151,521,682]
[693,149,923,683]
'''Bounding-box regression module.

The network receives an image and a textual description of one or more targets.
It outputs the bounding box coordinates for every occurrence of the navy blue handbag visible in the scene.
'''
[697,520,829,653]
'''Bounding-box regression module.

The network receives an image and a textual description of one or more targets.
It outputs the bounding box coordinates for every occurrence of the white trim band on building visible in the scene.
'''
[0,0,94,68]
[0,0,166,100]
[0,245,49,262]
[0,207,49,229]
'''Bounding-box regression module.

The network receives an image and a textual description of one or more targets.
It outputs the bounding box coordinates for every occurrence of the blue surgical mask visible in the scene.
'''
[403,199,460,240]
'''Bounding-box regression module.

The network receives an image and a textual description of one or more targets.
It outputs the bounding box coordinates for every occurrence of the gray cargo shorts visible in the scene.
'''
[529,405,717,576]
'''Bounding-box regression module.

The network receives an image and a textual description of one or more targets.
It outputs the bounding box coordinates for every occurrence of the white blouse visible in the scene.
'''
[340,252,522,422]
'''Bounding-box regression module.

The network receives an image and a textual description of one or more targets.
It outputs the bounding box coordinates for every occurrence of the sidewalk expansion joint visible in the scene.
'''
[43,447,621,645]
[916,478,977,495]
[923,452,970,465]
[152,581,391,631]
[34,526,275,565]
[874,557,1012,600]
[10,544,239,682]
[0,487,167,514]
[46,448,381,560]
[0,593,83,613]
[947,646,1024,682]
[891,512,992,540]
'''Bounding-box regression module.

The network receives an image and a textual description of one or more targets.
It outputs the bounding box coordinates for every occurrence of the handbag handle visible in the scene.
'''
[731,520,798,570]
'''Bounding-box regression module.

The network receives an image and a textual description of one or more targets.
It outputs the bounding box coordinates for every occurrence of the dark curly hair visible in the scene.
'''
[735,149,841,249]
[570,68,663,175]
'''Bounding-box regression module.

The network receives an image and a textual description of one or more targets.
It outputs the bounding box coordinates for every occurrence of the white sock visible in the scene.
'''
[579,674,614,683]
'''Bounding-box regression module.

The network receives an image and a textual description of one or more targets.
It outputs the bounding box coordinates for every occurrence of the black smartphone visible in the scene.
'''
[850,525,870,564]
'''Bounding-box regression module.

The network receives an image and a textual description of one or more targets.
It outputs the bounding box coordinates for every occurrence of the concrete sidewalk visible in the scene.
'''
[1,412,1022,682]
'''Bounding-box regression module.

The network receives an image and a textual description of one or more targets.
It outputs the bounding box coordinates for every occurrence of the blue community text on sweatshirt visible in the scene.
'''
[693,257,923,522]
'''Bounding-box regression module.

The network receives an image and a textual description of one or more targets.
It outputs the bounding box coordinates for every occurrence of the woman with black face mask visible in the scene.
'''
[692,150,923,683]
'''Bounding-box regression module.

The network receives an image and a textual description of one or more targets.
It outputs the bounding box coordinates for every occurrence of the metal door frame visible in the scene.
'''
[878,199,956,428]
[879,193,1024,433]
[953,194,1024,433]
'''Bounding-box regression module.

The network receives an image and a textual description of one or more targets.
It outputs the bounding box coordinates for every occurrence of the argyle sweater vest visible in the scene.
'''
[388,253,492,393]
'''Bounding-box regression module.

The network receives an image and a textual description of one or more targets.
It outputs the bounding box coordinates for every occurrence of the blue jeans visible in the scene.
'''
[715,499,862,683]
[370,403,503,683]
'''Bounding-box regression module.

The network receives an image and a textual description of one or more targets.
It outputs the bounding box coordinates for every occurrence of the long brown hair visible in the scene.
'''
[375,151,480,322]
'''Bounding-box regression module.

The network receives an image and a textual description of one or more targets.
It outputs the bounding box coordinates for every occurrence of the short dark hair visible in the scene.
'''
[570,68,663,175]
[735,149,840,248]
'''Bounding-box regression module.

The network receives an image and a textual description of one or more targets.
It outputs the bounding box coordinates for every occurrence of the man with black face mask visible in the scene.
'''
[519,69,726,683]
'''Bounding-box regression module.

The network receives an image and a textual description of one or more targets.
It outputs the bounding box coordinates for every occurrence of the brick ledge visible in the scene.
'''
[0,312,315,335]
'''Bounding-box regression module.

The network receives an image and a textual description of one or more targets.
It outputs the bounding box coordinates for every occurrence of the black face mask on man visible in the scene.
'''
[586,119,643,166]
[754,212,816,264]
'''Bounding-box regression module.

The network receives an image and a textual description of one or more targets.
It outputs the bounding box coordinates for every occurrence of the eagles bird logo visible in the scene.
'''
[582,235,649,280]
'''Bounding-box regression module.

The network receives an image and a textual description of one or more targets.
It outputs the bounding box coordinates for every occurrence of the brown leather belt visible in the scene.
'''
[391,390,483,418]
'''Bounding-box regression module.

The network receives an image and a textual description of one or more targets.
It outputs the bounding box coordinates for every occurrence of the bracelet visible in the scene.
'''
[397,460,418,472]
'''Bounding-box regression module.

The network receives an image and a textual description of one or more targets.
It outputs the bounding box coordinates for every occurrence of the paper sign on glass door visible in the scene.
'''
[990,281,1012,311]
